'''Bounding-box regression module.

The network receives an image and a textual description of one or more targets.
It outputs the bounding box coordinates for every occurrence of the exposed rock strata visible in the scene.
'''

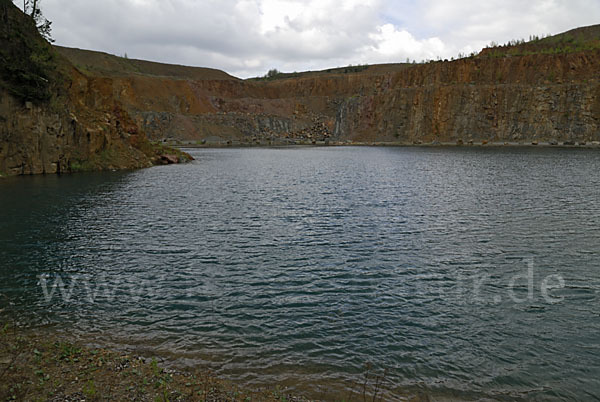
[56,46,600,146]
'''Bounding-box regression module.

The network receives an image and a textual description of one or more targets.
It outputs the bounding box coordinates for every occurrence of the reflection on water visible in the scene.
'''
[1,146,600,400]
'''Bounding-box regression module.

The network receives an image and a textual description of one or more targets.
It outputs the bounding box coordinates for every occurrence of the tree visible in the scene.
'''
[17,0,53,42]
[3,0,59,102]
[266,68,280,78]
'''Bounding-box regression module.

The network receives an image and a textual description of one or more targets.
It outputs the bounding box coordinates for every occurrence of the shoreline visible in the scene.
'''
[1,140,596,179]
[0,325,433,401]
[173,140,600,149]
[0,325,311,401]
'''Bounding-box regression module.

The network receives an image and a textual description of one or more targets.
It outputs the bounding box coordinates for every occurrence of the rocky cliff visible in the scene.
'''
[0,0,190,177]
[54,25,600,147]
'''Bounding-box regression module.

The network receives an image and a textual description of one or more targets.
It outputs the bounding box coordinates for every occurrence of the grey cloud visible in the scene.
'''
[40,0,600,78]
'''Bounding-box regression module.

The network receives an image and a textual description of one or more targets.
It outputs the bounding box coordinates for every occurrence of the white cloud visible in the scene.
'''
[258,0,304,34]
[37,0,600,78]
[365,24,446,62]
[419,0,600,52]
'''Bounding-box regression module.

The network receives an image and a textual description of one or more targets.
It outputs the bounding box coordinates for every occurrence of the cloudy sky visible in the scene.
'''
[29,0,600,78]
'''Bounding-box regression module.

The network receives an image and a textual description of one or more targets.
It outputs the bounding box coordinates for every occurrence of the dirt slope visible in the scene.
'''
[55,46,238,81]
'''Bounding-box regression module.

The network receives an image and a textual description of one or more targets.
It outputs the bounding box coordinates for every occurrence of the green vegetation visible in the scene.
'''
[147,141,194,161]
[20,0,54,42]
[251,68,289,81]
[479,26,600,59]
[0,322,401,401]
[97,148,119,165]
[0,325,306,401]
[326,64,369,74]
[443,26,600,62]
[0,0,64,102]
[68,159,94,173]
[266,68,280,78]
[68,148,129,173]
[68,139,193,173]
[483,41,600,58]
[82,379,97,399]
[250,64,372,81]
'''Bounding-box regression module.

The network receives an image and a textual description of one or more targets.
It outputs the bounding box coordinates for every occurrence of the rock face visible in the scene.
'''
[0,0,190,177]
[0,76,154,175]
[55,29,600,146]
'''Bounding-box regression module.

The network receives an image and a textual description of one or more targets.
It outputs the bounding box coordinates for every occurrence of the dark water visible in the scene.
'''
[1,146,599,400]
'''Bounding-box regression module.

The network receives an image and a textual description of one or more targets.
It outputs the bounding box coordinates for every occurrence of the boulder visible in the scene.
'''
[160,154,179,164]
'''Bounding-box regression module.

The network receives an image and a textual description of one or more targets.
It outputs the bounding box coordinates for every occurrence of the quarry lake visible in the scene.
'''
[1,146,599,400]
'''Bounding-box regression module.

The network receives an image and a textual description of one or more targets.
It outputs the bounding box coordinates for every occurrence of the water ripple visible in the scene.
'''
[1,146,600,399]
